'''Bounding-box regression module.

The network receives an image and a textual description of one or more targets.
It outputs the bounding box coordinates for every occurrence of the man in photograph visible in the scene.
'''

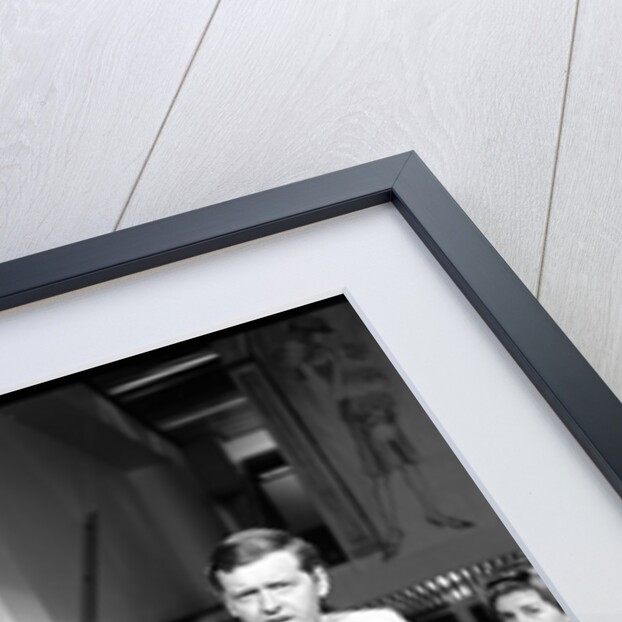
[205,528,406,622]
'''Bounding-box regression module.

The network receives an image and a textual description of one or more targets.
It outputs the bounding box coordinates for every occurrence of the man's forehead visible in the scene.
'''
[217,550,303,586]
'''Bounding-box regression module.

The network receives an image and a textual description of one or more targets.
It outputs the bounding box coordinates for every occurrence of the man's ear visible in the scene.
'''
[312,566,330,598]
[222,594,239,619]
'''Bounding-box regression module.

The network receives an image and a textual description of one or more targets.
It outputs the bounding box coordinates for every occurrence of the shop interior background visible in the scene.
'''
[0,297,558,622]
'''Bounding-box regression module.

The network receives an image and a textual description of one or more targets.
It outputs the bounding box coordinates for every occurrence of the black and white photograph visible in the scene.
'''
[0,296,570,622]
[3,4,622,620]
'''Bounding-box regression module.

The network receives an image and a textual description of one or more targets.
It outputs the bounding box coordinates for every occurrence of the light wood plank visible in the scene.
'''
[0,0,218,262]
[539,1,622,401]
[120,0,575,291]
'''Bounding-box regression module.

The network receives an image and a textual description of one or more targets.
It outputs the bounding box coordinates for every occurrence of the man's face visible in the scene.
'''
[217,550,329,622]
[495,589,568,622]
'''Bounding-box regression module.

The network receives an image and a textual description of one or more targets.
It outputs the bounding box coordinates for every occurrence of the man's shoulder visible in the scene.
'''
[325,608,407,622]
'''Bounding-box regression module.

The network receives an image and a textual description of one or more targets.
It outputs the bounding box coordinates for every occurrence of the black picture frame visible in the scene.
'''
[1,150,621,503]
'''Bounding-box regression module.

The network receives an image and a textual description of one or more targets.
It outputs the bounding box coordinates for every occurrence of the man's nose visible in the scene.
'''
[258,590,280,613]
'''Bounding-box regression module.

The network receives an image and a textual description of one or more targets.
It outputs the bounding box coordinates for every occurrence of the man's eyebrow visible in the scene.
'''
[232,587,259,598]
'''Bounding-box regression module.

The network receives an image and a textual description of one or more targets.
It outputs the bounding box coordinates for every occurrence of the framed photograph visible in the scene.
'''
[0,152,620,622]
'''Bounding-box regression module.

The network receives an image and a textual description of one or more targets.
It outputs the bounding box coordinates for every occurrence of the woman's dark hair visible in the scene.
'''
[205,528,324,593]
[485,568,563,615]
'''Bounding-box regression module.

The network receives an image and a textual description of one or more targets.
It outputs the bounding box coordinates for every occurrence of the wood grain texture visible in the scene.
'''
[539,1,622,400]
[0,0,218,262]
[120,0,575,291]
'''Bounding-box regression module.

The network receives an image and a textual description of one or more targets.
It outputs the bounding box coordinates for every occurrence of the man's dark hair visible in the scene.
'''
[485,569,563,616]
[205,528,324,593]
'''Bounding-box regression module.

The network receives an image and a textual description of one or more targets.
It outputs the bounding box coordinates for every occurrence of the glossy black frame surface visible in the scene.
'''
[1,151,621,499]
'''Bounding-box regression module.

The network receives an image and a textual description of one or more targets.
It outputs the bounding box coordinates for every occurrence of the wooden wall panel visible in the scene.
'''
[119,0,575,291]
[539,1,622,400]
[0,0,218,262]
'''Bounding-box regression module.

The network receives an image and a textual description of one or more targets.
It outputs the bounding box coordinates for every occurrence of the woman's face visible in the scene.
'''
[494,589,568,622]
